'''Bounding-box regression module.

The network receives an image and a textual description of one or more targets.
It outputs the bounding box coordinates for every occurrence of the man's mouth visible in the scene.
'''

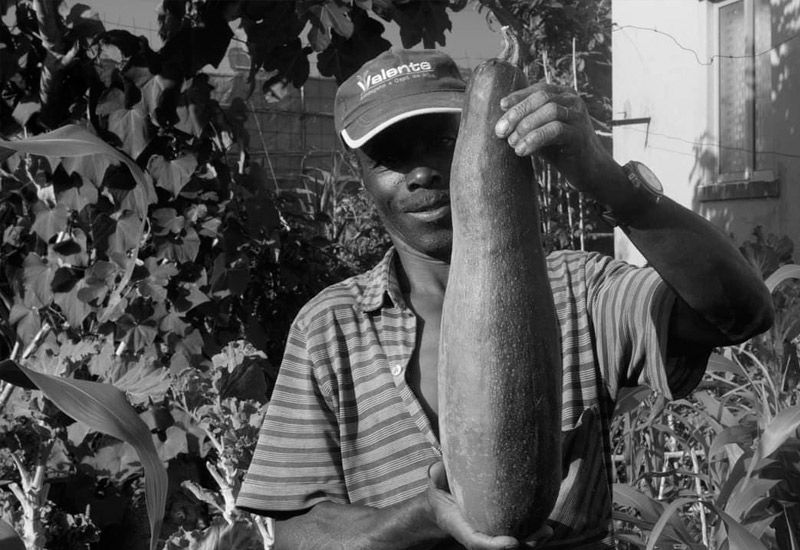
[406,203,451,222]
[402,194,451,222]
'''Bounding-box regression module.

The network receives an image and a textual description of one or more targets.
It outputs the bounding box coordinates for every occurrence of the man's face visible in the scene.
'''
[355,114,459,262]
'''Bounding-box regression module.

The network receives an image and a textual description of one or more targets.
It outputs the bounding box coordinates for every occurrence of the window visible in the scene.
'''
[716,0,771,177]
[699,0,777,201]
[718,0,772,178]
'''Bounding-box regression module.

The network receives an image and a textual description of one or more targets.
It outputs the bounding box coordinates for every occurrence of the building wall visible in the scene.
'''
[612,0,800,265]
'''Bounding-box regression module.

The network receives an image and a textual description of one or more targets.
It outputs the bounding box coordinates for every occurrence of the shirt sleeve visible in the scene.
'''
[236,314,348,516]
[584,253,708,401]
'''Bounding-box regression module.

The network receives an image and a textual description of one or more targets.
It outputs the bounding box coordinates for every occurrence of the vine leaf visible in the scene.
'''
[30,201,68,242]
[148,154,198,197]
[22,252,56,307]
[55,177,98,212]
[8,300,42,346]
[108,210,143,256]
[53,277,92,328]
[0,359,168,550]
[108,106,150,160]
[309,1,354,42]
[60,153,113,188]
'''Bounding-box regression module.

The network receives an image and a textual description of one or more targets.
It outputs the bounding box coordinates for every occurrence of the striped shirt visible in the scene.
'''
[237,248,707,548]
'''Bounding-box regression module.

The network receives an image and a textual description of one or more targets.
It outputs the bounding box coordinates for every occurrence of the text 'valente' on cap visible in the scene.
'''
[334,49,467,149]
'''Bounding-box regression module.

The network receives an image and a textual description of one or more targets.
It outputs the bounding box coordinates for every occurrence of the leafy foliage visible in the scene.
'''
[0,0,405,547]
[610,234,800,549]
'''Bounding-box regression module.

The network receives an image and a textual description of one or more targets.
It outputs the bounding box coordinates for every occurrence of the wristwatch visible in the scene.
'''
[600,161,664,227]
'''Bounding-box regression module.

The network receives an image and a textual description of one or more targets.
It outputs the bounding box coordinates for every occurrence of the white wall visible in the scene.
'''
[613,0,800,265]
[612,0,713,264]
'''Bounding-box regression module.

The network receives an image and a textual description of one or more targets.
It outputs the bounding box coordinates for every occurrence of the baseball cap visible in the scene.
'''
[334,49,466,149]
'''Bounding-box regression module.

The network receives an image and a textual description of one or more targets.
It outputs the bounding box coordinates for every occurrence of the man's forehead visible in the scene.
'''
[361,113,460,148]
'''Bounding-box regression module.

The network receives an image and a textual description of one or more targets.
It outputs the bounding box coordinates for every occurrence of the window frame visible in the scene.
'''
[700,0,777,201]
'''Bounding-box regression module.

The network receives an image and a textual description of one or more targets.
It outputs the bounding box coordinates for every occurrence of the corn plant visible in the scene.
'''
[612,259,800,550]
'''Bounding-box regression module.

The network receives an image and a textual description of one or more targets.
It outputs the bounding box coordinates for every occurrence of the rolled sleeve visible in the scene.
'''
[236,317,347,516]
[585,254,706,401]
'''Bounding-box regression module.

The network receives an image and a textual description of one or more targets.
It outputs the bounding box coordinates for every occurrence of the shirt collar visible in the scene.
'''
[358,247,408,313]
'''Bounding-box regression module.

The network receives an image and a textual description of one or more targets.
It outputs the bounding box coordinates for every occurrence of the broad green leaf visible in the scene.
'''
[644,496,697,550]
[714,507,770,550]
[116,314,158,353]
[151,208,185,235]
[0,359,167,550]
[764,263,800,293]
[157,227,201,263]
[0,518,24,550]
[758,405,800,458]
[147,154,198,197]
[31,202,68,242]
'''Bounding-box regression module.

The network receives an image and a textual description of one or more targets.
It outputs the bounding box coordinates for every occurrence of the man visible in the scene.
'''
[237,49,773,549]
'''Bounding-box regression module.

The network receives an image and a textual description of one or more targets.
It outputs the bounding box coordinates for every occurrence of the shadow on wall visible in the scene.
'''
[688,0,800,245]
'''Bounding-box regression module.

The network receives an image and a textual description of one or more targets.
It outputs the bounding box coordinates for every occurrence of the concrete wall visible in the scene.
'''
[612,0,800,264]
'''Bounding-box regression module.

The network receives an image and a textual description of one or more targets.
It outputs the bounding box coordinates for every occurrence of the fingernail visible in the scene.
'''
[500,98,509,110]
[495,120,508,137]
[507,133,518,147]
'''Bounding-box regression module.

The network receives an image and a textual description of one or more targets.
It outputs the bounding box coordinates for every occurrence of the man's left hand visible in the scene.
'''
[493,82,615,194]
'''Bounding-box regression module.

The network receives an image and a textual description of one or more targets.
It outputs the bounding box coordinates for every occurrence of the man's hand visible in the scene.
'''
[493,82,615,194]
[426,462,553,550]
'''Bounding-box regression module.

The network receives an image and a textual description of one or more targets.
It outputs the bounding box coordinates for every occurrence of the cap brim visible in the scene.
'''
[340,92,463,149]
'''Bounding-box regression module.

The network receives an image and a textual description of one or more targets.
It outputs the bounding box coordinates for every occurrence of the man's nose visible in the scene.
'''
[406,167,442,190]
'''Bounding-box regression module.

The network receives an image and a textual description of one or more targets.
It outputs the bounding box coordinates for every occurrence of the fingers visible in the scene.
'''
[510,120,579,158]
[427,461,449,490]
[495,83,576,138]
[426,461,521,550]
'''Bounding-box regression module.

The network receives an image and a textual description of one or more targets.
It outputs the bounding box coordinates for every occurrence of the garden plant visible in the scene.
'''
[3,1,793,550]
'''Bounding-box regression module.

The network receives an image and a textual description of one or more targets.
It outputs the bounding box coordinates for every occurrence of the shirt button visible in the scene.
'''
[390,364,403,376]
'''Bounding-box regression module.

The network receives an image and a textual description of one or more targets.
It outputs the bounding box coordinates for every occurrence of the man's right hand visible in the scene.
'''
[425,462,553,550]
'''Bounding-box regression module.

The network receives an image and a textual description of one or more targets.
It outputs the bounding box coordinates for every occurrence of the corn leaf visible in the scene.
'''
[758,405,800,458]
[613,483,664,524]
[713,506,770,550]
[0,518,24,550]
[764,264,800,293]
[706,352,749,379]
[0,359,167,550]
[644,496,697,550]
[0,124,155,217]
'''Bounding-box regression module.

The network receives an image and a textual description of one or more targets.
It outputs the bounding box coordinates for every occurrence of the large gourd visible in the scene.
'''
[438,28,562,537]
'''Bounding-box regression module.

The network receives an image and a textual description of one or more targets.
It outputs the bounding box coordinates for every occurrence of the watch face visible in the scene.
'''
[634,162,664,194]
